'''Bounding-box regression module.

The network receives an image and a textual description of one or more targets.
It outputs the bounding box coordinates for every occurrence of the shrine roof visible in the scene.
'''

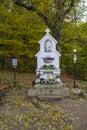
[38,28,57,44]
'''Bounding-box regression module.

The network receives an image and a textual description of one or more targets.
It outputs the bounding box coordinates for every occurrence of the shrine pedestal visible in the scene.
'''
[28,84,70,99]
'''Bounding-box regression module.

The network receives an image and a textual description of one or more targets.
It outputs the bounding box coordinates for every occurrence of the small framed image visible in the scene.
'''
[12,56,18,68]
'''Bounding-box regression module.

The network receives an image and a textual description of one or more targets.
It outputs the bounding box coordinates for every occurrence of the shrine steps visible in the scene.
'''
[28,85,70,99]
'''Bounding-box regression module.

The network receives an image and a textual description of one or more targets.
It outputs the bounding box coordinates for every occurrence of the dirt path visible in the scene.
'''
[0,87,87,130]
[52,98,87,130]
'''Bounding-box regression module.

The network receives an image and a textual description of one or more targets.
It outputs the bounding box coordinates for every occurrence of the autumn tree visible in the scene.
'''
[0,0,47,71]
[15,0,81,52]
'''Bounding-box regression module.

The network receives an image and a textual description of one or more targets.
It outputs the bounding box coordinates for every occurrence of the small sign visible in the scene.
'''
[12,59,17,66]
[12,57,18,68]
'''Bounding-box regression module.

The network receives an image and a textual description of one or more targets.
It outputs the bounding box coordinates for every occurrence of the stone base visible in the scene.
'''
[28,84,70,99]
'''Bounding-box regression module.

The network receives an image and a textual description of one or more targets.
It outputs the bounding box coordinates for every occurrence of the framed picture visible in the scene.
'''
[44,40,52,52]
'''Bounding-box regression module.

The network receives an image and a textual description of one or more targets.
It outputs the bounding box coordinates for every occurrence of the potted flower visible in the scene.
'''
[43,56,54,63]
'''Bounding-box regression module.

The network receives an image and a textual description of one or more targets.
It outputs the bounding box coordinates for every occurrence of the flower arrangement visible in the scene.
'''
[41,65,56,70]
[43,56,54,63]
[48,78,54,81]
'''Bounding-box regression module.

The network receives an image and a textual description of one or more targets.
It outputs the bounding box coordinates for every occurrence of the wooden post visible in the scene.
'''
[65,40,86,87]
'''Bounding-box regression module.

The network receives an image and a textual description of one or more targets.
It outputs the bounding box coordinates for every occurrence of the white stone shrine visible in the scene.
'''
[35,28,61,84]
[28,29,69,98]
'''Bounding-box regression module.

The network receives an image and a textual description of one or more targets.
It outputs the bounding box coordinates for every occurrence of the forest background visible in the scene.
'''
[0,0,87,81]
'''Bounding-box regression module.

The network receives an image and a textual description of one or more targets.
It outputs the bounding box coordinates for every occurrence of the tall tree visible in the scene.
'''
[0,0,47,71]
[15,0,78,52]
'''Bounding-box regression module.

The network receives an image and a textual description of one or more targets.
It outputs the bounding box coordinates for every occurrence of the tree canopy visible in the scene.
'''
[15,0,79,52]
[0,0,87,80]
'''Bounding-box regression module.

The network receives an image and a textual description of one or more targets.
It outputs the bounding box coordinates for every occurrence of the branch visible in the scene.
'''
[65,0,74,15]
[26,97,48,112]
[15,0,35,10]
[35,10,52,28]
[15,0,52,28]
[62,0,67,7]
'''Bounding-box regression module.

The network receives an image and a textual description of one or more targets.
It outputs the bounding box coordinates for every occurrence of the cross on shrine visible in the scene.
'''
[65,40,86,88]
[45,28,50,34]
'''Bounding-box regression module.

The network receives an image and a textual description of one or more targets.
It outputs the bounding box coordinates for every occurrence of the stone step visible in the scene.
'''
[38,96,69,99]
[28,87,70,98]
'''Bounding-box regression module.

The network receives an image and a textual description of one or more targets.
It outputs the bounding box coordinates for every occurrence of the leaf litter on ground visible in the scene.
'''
[0,86,73,130]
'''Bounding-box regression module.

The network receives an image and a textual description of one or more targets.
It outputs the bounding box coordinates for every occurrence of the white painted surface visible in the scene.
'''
[35,28,61,81]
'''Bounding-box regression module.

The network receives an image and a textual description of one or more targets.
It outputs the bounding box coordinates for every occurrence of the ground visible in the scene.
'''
[0,86,87,130]
[0,71,87,130]
[0,87,69,130]
[51,98,87,130]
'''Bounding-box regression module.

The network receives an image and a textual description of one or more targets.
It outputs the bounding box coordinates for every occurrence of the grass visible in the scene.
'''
[0,70,87,91]
[0,70,36,88]
[0,71,74,130]
[61,73,87,88]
